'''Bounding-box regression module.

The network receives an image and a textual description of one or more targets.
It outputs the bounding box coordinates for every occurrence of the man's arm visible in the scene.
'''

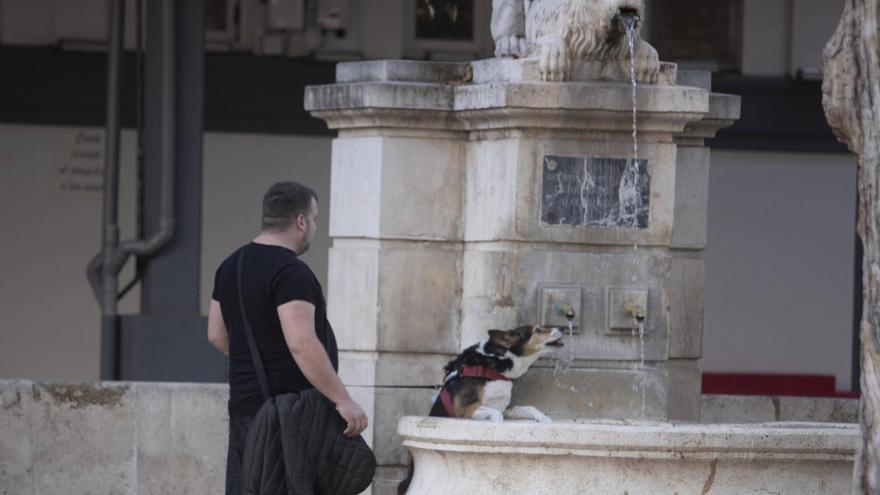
[277,300,368,437]
[207,299,230,357]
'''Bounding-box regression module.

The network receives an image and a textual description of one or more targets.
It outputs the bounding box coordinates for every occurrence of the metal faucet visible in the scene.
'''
[623,302,646,323]
[553,302,576,322]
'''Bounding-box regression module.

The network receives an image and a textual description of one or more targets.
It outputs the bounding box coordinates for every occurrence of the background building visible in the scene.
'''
[0,0,857,395]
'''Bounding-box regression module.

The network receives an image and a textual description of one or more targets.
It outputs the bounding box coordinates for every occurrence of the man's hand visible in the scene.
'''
[336,397,368,438]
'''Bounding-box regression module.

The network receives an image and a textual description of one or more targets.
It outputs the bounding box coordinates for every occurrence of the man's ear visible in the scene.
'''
[295,213,307,230]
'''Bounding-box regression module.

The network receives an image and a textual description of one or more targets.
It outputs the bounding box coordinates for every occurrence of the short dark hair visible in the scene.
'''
[261,181,318,232]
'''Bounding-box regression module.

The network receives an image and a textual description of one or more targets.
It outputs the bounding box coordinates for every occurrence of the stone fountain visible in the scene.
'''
[305,1,858,493]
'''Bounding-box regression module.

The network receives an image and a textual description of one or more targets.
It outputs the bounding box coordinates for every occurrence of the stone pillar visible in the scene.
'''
[307,61,472,493]
[663,72,741,419]
[306,60,740,492]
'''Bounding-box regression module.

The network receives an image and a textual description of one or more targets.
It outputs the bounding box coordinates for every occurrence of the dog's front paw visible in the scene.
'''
[473,406,505,422]
[537,36,569,82]
[505,405,553,423]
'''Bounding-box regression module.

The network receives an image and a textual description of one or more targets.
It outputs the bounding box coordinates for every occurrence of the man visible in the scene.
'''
[207,181,368,495]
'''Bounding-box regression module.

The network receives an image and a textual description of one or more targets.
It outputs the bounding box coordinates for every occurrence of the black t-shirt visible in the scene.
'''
[212,242,338,416]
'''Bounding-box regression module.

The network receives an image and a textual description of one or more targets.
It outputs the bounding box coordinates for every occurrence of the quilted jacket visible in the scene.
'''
[241,388,376,495]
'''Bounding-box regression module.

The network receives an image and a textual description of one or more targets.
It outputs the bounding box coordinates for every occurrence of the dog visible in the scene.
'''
[397,325,564,494]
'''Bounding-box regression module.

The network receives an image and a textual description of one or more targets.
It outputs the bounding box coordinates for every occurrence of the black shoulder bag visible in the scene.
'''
[237,248,376,495]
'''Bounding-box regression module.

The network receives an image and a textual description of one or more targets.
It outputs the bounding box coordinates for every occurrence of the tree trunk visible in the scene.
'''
[822,0,880,492]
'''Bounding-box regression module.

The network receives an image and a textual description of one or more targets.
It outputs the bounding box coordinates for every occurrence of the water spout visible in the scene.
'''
[553,302,576,322]
[617,8,641,31]
[623,302,647,324]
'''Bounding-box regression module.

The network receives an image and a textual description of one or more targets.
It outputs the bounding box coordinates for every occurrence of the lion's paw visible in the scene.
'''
[537,36,570,82]
[495,35,528,58]
[534,411,553,423]
[635,40,660,84]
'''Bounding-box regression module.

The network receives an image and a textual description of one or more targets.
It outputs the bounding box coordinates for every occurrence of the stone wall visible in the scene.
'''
[0,380,227,495]
[1,379,857,494]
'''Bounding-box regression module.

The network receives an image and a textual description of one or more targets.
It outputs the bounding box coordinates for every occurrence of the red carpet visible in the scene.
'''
[702,372,859,398]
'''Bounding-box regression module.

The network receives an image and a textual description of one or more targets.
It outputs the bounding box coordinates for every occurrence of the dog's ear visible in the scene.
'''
[518,325,538,337]
[488,329,516,348]
[488,329,504,339]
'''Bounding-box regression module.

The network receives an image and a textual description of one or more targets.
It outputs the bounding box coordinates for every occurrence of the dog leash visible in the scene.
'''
[347,384,442,390]
[346,365,508,391]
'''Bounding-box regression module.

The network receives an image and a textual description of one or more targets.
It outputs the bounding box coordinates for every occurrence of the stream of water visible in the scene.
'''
[624,15,647,419]
[552,319,582,393]
[550,15,649,414]
[614,19,643,229]
[623,17,639,175]
[638,319,646,417]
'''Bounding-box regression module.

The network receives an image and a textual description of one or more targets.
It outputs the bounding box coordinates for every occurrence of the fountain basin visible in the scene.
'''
[399,416,858,494]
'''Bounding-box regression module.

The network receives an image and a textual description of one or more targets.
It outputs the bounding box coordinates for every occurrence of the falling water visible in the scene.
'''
[638,319,646,417]
[614,16,642,229]
[552,319,576,374]
[623,18,639,175]
[620,12,647,418]
[552,319,583,393]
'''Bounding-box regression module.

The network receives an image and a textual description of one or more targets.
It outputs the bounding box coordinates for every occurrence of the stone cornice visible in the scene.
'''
[306,71,712,136]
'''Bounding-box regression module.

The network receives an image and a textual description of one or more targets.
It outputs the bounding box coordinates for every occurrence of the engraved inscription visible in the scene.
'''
[541,155,650,228]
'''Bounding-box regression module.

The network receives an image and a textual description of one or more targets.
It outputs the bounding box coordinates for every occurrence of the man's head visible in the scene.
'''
[261,181,319,254]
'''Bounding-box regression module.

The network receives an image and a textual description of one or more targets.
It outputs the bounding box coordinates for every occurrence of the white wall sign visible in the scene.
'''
[57,130,104,194]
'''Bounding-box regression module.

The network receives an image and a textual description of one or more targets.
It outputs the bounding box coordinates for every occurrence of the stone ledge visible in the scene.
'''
[779,396,860,423]
[701,394,777,423]
[398,416,857,494]
[336,60,471,84]
[399,416,858,458]
[701,394,860,424]
[677,93,742,142]
[470,58,678,85]
[676,70,712,90]
[305,77,710,135]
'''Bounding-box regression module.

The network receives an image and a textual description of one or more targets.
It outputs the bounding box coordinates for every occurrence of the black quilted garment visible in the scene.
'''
[241,389,376,495]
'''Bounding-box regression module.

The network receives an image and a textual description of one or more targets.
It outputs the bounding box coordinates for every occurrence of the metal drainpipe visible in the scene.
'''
[95,0,125,380]
[88,0,176,380]
[106,0,175,269]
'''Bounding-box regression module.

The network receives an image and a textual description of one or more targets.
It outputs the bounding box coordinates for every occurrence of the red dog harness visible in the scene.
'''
[438,365,511,417]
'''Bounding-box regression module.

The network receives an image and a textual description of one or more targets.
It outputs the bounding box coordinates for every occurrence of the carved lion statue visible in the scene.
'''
[491,0,660,83]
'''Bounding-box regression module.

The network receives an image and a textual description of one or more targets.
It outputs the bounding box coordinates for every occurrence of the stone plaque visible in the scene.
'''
[541,155,650,229]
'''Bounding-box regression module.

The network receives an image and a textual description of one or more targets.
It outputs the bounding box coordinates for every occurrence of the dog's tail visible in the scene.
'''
[397,458,415,494]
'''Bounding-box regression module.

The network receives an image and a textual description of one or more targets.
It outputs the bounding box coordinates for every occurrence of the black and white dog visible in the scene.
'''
[398,325,564,494]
